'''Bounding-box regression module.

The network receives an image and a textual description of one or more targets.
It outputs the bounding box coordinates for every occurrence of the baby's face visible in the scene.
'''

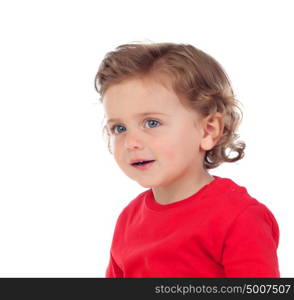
[103,76,206,188]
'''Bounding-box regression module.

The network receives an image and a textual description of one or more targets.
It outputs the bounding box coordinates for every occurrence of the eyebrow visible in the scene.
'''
[106,112,169,125]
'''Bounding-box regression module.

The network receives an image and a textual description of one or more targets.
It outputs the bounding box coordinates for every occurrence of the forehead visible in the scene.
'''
[102,77,183,119]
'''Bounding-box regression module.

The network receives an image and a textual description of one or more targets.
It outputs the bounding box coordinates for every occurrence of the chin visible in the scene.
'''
[137,179,166,189]
[133,179,158,188]
[137,182,154,188]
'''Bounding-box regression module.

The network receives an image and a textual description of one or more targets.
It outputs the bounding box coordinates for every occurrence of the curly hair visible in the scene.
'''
[94,41,245,169]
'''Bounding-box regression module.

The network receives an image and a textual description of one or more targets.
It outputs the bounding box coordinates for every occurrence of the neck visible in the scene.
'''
[152,168,214,205]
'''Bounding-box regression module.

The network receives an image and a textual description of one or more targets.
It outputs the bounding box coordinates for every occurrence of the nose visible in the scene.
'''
[124,129,144,150]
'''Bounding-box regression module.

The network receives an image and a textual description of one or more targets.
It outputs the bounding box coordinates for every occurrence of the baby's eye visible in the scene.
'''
[145,119,160,128]
[110,119,161,135]
[110,125,125,135]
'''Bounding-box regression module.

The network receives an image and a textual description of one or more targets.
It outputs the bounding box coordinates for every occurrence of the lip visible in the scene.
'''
[129,158,155,164]
[131,160,156,171]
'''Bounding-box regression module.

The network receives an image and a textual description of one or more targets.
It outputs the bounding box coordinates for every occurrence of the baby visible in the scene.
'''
[94,42,280,278]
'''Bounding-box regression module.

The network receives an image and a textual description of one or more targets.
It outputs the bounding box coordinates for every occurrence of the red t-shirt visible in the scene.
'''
[106,176,280,277]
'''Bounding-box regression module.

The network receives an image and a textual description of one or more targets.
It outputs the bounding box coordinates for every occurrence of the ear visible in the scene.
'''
[200,112,224,151]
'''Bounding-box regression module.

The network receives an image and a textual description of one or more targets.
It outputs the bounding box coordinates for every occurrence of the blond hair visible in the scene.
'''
[94,41,245,169]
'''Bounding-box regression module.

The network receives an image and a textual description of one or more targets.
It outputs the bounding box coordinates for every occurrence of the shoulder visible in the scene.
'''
[208,177,280,267]
[213,176,263,214]
[115,189,149,225]
[212,176,279,242]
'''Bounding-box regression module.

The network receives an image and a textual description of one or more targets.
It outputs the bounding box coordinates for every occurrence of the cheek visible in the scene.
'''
[110,136,122,152]
[112,142,122,162]
[157,136,181,161]
[160,131,199,161]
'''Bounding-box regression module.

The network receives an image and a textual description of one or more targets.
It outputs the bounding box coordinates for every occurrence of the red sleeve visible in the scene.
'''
[221,203,280,277]
[105,253,124,278]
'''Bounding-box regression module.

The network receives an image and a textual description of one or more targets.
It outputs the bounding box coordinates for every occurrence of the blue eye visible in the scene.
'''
[146,119,160,128]
[111,125,125,134]
[110,119,161,135]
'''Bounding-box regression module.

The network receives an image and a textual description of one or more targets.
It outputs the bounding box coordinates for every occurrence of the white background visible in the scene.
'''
[0,0,293,277]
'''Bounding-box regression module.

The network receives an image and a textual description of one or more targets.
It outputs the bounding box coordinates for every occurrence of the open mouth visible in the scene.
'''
[131,160,156,170]
[131,160,155,166]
